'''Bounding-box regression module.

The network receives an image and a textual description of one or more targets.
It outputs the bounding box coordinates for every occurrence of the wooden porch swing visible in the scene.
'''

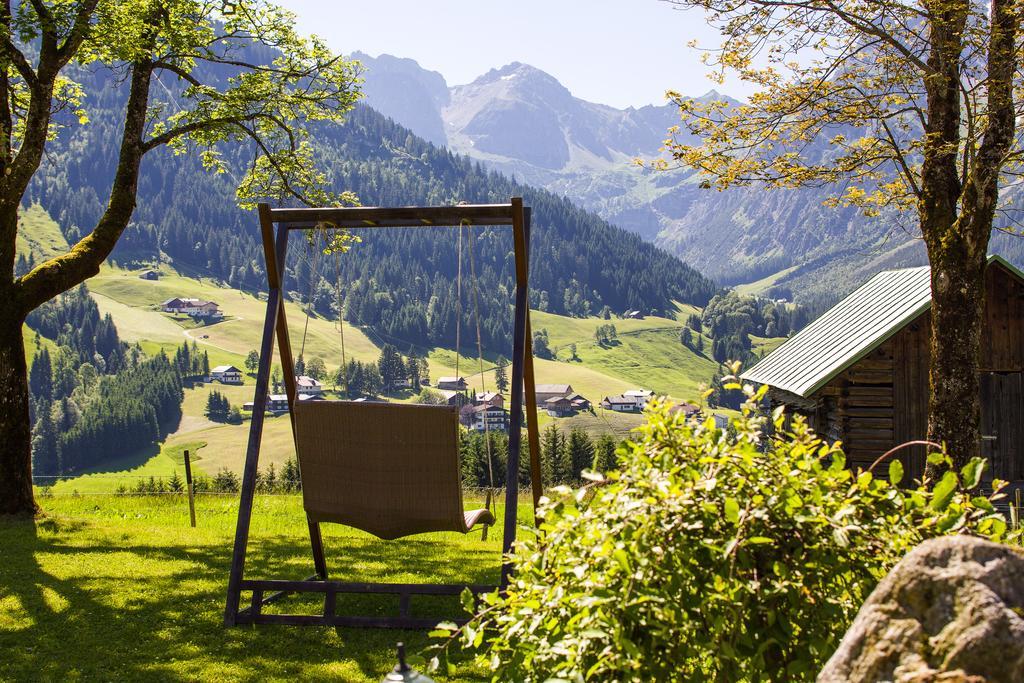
[223,198,542,629]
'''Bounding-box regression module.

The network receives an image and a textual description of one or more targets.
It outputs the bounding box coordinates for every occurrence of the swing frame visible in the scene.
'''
[224,198,542,629]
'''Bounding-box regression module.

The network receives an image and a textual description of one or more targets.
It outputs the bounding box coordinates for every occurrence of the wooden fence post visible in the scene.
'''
[184,449,197,528]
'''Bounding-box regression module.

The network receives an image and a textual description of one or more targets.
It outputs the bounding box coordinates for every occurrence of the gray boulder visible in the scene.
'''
[819,535,1024,682]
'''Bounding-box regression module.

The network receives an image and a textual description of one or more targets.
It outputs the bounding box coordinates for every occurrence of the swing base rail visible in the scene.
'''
[231,578,496,629]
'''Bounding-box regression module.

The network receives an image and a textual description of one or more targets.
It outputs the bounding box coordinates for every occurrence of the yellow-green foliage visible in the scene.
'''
[441,387,1014,681]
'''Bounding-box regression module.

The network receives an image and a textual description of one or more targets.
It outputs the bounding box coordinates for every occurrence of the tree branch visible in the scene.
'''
[55,0,100,67]
[15,61,153,314]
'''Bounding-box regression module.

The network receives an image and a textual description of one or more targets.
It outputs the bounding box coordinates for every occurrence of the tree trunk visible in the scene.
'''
[0,303,35,515]
[925,242,987,473]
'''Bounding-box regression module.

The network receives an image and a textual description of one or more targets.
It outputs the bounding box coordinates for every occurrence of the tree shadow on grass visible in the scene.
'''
[48,443,161,479]
[0,517,495,681]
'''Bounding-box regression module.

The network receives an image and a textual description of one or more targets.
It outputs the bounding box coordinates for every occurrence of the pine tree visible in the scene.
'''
[494,356,509,394]
[282,457,302,492]
[265,462,278,493]
[31,401,60,477]
[567,428,595,481]
[213,468,240,493]
[205,390,231,422]
[29,348,53,403]
[407,353,421,387]
[377,344,403,389]
[541,424,571,485]
[592,434,618,474]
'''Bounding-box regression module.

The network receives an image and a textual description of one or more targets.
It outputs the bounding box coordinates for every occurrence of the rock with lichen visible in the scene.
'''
[819,536,1024,682]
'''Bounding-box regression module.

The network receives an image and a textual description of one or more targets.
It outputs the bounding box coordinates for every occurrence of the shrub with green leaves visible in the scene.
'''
[435,383,1013,681]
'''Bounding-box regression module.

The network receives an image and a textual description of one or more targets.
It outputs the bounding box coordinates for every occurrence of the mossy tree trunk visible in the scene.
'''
[0,54,152,516]
[920,0,1016,474]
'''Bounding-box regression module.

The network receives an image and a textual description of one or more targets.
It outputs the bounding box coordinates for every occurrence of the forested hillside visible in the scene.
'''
[22,58,716,353]
[26,286,185,478]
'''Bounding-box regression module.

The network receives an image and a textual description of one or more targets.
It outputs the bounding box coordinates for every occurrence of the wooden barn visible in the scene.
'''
[742,255,1024,484]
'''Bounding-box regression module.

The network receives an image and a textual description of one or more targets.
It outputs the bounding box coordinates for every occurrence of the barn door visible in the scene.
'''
[979,371,1022,485]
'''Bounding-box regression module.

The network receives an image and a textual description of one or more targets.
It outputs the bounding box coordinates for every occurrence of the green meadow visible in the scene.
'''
[1,494,530,681]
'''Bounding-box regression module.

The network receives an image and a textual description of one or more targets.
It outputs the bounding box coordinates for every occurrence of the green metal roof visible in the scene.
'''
[741,254,1024,398]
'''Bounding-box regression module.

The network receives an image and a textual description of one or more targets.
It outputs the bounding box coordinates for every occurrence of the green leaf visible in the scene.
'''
[460,588,476,614]
[829,452,846,471]
[613,548,631,571]
[971,496,995,512]
[961,457,985,489]
[936,509,965,533]
[888,459,904,486]
[724,497,740,524]
[927,451,946,466]
[931,471,959,511]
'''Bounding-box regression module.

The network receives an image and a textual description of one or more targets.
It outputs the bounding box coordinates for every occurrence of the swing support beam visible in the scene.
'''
[224,198,541,628]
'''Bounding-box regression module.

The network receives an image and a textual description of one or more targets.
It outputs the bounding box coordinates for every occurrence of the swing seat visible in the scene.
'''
[292,400,494,540]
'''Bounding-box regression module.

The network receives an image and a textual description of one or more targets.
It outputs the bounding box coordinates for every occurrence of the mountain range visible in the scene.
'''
[21,55,717,356]
[353,51,1024,304]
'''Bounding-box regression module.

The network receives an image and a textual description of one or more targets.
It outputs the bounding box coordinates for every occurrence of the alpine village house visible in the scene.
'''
[742,255,1024,486]
[161,297,223,320]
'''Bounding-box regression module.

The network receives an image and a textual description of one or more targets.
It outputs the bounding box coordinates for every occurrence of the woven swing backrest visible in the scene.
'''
[292,400,467,540]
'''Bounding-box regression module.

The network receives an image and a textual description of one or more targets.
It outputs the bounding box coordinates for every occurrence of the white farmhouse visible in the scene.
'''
[210,365,243,384]
[295,375,324,396]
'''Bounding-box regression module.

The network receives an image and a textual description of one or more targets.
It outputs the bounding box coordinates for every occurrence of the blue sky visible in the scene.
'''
[276,0,746,109]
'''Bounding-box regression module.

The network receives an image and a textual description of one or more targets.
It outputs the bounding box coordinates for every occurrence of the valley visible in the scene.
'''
[37,254,767,493]
[13,45,789,496]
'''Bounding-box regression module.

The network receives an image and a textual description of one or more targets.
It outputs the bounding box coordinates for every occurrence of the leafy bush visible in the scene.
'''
[436,382,1013,681]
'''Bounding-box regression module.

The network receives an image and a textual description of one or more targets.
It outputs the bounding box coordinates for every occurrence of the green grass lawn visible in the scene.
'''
[0,495,529,681]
